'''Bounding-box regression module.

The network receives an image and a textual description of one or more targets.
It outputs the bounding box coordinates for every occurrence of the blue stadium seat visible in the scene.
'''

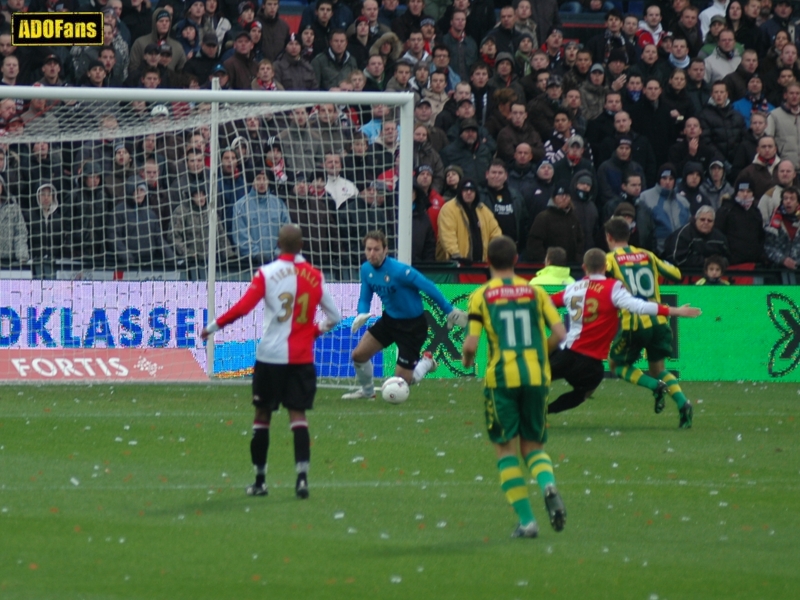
[613,1,645,14]
[627,1,645,15]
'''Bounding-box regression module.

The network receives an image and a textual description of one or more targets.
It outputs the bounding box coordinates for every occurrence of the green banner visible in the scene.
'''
[670,286,800,381]
[383,285,800,383]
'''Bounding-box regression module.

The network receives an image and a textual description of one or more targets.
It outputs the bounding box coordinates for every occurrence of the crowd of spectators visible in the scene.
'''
[1,0,800,282]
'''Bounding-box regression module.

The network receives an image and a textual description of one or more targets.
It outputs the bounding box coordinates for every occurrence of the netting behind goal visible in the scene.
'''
[0,87,414,381]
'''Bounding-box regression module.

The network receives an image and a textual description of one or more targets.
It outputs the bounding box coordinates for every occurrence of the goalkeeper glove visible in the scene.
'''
[446,309,469,330]
[351,313,372,333]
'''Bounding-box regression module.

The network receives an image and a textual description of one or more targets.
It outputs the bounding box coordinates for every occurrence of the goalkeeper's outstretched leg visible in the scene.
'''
[342,231,467,399]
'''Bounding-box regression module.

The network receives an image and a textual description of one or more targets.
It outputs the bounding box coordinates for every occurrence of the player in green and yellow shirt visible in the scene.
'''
[462,236,568,539]
[604,217,693,428]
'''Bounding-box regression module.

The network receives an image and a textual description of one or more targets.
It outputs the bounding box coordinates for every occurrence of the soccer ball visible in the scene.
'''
[381,377,410,404]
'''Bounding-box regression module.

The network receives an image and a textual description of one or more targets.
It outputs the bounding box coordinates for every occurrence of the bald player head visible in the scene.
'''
[278,224,304,254]
[583,248,607,274]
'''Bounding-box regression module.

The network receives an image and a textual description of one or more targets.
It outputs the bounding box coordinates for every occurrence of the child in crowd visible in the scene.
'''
[696,255,730,285]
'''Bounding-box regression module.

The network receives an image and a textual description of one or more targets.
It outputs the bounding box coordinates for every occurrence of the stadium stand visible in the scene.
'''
[1,0,799,285]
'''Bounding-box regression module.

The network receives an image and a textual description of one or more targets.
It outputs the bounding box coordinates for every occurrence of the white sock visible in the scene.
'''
[412,356,433,384]
[354,360,373,394]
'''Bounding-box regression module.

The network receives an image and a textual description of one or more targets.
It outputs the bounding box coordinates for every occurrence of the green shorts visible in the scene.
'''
[609,322,674,365]
[483,385,549,445]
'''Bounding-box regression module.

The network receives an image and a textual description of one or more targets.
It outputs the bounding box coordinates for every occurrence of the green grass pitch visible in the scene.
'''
[1,379,798,600]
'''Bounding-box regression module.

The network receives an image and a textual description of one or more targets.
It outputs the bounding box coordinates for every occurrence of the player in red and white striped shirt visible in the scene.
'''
[201,225,341,499]
[546,248,701,414]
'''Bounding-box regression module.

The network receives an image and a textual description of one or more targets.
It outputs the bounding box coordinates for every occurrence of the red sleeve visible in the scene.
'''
[216,271,266,328]
[656,304,670,317]
[550,290,565,308]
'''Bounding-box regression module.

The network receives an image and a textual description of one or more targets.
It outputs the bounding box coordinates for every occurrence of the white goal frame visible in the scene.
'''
[0,85,416,376]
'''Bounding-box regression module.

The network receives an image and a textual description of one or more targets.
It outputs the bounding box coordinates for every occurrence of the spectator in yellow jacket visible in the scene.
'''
[436,179,502,262]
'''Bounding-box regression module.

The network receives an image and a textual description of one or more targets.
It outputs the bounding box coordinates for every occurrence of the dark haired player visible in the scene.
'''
[605,217,694,428]
[462,236,567,539]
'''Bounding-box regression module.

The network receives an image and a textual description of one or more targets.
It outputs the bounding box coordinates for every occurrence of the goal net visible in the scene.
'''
[0,86,414,382]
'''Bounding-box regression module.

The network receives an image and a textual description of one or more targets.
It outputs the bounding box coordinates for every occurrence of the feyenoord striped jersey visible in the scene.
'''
[606,245,682,330]
[551,275,671,361]
[215,254,341,364]
[468,277,561,389]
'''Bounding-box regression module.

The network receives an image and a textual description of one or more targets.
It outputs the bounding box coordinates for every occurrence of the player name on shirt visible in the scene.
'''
[614,251,649,264]
[573,279,606,294]
[214,255,339,364]
[485,285,535,303]
[269,265,321,287]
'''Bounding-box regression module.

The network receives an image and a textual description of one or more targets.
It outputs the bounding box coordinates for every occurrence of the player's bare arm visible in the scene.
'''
[462,335,479,368]
[668,304,702,317]
[547,322,567,353]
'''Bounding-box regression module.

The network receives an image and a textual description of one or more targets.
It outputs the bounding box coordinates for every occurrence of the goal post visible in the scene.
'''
[0,85,415,382]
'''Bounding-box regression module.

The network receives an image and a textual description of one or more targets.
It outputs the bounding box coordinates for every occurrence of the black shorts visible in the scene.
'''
[368,313,428,369]
[550,348,604,392]
[252,362,317,412]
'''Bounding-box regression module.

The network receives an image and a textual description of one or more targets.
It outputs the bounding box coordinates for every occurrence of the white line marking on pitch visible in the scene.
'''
[1,479,793,493]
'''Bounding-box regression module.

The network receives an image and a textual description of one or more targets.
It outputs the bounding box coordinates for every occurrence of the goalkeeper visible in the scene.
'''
[342,230,468,399]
